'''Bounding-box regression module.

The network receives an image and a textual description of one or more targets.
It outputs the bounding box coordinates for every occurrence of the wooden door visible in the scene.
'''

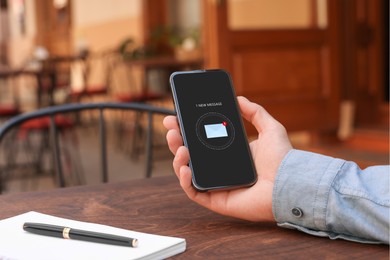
[202,0,342,134]
[0,0,9,64]
[340,0,388,128]
[35,0,72,56]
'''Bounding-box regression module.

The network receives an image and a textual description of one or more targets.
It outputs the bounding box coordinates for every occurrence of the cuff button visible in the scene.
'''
[292,207,303,218]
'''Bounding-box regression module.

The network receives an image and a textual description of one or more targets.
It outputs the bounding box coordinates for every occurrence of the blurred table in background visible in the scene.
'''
[124,56,203,95]
[0,67,37,120]
[127,56,203,69]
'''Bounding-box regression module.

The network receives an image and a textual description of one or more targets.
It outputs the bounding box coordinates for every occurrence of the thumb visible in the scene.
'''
[237,96,276,134]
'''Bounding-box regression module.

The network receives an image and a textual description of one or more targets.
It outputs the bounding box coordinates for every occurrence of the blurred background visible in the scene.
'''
[0,0,388,193]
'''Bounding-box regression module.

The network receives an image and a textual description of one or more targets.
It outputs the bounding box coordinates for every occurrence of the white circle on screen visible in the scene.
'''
[196,112,235,150]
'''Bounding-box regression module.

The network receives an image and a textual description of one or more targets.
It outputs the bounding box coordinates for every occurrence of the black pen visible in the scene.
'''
[23,222,138,247]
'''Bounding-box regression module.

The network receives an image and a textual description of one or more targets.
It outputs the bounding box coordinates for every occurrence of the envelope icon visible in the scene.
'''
[204,123,228,139]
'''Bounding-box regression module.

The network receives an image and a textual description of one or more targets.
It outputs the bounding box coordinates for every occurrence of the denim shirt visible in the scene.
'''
[272,149,390,244]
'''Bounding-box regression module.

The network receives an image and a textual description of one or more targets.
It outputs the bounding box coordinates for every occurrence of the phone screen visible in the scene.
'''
[170,70,257,191]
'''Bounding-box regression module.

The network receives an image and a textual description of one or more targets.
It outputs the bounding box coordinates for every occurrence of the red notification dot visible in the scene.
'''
[222,121,227,126]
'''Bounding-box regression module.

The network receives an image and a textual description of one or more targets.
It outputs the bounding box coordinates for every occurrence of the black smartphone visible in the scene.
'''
[169,69,257,191]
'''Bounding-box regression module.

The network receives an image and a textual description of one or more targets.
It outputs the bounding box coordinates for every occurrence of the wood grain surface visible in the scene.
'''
[0,176,388,259]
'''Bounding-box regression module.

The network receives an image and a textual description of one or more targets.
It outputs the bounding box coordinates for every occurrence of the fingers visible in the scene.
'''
[172,148,211,208]
[178,165,195,196]
[172,149,206,205]
[164,115,183,155]
[179,164,211,210]
[166,129,183,155]
[164,114,202,201]
[163,115,179,131]
[172,146,189,179]
[237,96,277,134]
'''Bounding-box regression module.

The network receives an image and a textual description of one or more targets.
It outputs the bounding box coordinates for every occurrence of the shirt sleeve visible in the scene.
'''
[272,149,390,244]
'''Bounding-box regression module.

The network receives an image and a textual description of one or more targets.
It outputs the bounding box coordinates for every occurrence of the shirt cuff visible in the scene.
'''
[272,149,344,232]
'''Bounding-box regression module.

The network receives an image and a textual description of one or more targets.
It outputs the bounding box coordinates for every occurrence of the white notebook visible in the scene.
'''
[0,211,186,260]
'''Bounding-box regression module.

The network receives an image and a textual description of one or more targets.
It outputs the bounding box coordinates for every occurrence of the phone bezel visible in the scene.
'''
[169,69,257,191]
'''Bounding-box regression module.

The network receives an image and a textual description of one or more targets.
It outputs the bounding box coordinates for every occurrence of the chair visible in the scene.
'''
[34,56,75,108]
[112,55,166,104]
[0,69,23,121]
[0,102,175,193]
[110,57,168,157]
[68,51,113,103]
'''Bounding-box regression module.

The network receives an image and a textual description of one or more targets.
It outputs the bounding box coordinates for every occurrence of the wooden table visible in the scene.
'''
[0,176,387,259]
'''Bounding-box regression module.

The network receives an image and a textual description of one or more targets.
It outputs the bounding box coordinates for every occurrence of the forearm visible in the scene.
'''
[272,149,390,244]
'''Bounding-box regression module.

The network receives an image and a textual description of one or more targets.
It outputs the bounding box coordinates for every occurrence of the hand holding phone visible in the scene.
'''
[164,94,293,221]
[169,69,257,191]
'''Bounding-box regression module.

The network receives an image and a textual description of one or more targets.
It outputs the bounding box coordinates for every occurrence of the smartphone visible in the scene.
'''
[169,69,257,191]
